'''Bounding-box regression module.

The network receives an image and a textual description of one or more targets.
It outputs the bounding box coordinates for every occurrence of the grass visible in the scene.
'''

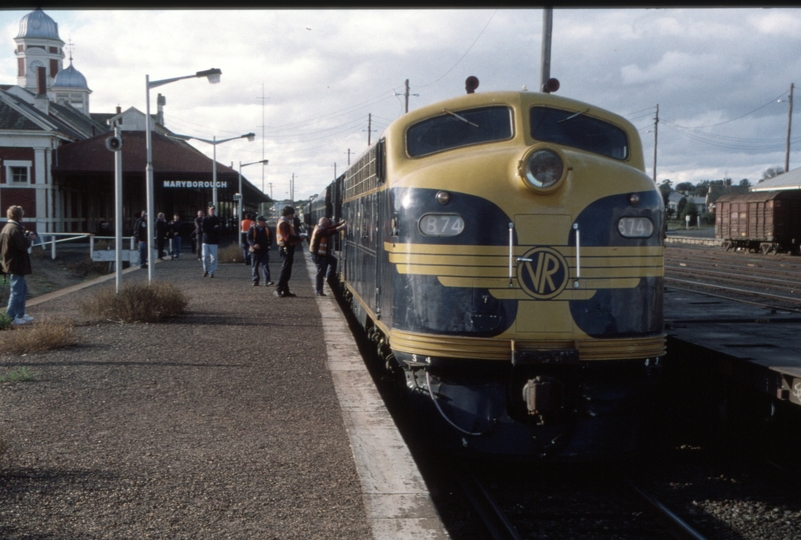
[0,317,76,355]
[218,243,244,264]
[0,366,38,383]
[79,281,188,323]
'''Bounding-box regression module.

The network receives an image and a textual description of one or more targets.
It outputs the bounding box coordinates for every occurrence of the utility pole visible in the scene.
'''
[786,83,794,174]
[290,173,294,202]
[396,79,417,113]
[334,163,337,180]
[540,8,553,92]
[345,148,351,166]
[653,104,659,183]
[367,113,373,145]
[268,182,273,199]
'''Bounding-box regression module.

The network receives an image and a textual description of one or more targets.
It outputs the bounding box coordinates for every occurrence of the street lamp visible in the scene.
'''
[145,68,221,282]
[238,159,269,224]
[169,132,256,209]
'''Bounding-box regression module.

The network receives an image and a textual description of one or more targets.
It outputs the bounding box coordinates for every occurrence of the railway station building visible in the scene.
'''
[0,8,270,236]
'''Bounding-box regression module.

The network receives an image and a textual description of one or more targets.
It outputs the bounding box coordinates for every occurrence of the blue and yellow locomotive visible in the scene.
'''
[307,80,665,460]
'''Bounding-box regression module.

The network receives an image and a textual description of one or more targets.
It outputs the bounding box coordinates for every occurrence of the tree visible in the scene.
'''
[676,196,688,216]
[739,178,751,188]
[658,179,672,208]
[680,199,698,223]
[761,166,784,182]
[675,182,694,193]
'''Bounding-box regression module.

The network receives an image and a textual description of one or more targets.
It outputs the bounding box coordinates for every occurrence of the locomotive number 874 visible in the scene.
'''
[306,78,665,461]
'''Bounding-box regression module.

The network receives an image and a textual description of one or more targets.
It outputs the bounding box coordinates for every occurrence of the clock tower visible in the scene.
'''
[13,8,65,95]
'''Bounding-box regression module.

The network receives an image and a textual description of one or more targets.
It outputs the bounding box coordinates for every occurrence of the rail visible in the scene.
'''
[32,232,92,260]
[29,233,137,261]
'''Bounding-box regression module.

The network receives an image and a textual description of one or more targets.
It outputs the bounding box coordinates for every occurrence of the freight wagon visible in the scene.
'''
[716,190,801,254]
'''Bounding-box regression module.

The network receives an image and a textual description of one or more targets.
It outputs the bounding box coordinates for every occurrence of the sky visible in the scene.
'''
[2,7,801,201]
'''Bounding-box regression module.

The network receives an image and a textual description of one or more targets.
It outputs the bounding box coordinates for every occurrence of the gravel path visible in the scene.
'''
[0,249,372,539]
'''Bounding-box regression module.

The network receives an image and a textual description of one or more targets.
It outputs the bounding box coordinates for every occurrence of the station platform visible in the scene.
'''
[0,246,449,539]
[664,286,801,408]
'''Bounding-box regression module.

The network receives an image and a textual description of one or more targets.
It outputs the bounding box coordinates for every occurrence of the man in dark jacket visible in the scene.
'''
[0,205,37,325]
[201,205,221,278]
[156,212,168,260]
[168,213,183,260]
[194,210,204,260]
[133,210,148,268]
[246,215,273,287]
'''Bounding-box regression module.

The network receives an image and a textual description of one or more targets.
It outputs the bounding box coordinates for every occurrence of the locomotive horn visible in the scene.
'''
[542,78,560,94]
[465,76,479,94]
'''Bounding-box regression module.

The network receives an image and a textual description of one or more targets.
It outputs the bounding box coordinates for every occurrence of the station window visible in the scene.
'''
[4,161,32,185]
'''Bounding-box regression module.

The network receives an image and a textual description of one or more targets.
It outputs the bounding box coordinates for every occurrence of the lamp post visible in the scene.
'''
[169,132,256,210]
[145,68,221,282]
[238,159,269,223]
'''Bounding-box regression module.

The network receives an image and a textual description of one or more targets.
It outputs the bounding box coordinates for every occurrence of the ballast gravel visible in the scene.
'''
[0,251,372,539]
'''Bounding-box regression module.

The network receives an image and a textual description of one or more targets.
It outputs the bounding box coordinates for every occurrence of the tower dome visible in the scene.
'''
[53,62,88,88]
[16,9,60,40]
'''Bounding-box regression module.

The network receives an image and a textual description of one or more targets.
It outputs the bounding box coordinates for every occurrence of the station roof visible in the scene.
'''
[751,167,801,192]
[52,130,271,202]
[53,130,236,176]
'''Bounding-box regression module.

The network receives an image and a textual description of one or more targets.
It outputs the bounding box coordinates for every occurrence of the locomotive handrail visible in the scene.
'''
[574,223,581,286]
[508,222,514,287]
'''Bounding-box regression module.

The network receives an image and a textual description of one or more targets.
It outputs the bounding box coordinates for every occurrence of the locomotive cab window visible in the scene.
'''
[530,107,628,160]
[407,106,513,158]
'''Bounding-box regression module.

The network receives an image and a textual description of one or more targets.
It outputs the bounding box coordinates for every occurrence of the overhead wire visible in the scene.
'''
[416,9,498,89]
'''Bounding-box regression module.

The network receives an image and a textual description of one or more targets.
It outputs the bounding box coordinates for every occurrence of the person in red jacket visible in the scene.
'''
[274,206,303,297]
[309,217,346,296]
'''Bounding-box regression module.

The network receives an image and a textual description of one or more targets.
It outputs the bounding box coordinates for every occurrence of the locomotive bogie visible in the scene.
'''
[308,89,665,460]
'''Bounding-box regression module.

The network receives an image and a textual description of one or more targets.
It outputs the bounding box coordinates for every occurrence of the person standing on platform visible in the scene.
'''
[156,212,168,260]
[274,206,303,297]
[201,205,221,278]
[133,210,148,268]
[0,205,37,326]
[194,210,204,260]
[240,212,255,265]
[309,216,347,296]
[168,213,183,260]
[247,215,273,287]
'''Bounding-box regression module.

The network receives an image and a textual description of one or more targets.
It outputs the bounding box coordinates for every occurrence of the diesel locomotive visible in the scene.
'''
[306,79,665,460]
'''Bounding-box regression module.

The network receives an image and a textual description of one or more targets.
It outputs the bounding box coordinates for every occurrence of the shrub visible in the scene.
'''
[0,318,76,355]
[0,312,11,331]
[218,243,243,264]
[80,281,187,323]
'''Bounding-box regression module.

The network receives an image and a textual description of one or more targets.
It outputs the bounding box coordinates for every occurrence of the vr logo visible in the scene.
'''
[518,247,569,299]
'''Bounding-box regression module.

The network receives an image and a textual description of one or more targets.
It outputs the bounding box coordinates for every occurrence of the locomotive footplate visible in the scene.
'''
[512,348,579,366]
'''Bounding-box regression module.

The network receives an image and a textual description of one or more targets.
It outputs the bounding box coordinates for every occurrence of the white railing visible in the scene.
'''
[32,232,93,260]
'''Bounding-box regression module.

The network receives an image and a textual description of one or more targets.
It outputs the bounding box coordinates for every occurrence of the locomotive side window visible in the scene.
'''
[406,106,513,157]
[530,107,628,160]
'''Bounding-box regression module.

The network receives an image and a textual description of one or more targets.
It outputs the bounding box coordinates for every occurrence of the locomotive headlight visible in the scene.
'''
[617,217,654,238]
[519,147,566,192]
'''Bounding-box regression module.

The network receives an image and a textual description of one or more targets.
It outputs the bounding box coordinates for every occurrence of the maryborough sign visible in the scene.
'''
[163,180,229,189]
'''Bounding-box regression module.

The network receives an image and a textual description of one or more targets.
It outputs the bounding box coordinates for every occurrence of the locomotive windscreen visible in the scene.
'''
[406,106,513,157]
[530,107,629,160]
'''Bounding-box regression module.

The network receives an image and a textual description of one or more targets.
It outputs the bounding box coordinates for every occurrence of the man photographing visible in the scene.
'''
[0,205,37,325]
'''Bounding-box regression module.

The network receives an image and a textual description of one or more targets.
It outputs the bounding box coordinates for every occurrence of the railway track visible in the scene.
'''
[444,459,711,540]
[665,245,801,310]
